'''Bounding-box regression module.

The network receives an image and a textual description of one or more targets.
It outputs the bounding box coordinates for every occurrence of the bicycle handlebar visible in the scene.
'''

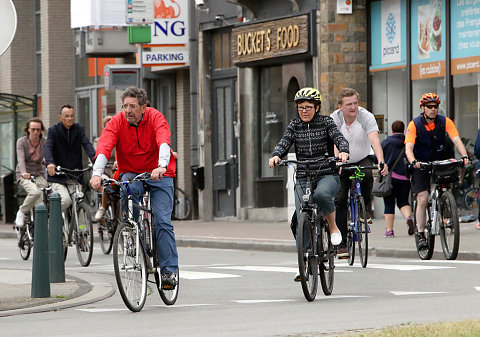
[277,157,340,168]
[416,158,465,170]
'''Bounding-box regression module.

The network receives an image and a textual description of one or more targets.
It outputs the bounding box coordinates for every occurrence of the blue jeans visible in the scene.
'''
[120,173,178,275]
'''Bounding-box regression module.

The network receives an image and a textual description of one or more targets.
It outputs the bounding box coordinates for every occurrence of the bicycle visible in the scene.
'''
[172,186,192,220]
[452,159,478,209]
[56,166,94,267]
[338,163,382,268]
[278,158,338,301]
[412,159,464,260]
[14,175,52,260]
[97,177,121,254]
[111,173,179,312]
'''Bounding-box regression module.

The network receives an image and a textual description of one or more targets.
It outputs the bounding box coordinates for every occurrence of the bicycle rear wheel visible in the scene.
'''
[18,212,34,260]
[172,187,191,220]
[463,187,478,211]
[318,219,334,295]
[439,191,460,260]
[99,203,115,254]
[297,211,318,301]
[75,203,94,267]
[357,196,368,268]
[113,222,148,312]
[413,197,435,260]
[155,270,179,305]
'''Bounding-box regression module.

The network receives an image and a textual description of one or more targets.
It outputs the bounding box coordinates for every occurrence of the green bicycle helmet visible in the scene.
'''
[294,87,322,104]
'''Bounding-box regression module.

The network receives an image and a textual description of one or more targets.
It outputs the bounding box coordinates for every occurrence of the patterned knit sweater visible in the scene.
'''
[272,113,349,178]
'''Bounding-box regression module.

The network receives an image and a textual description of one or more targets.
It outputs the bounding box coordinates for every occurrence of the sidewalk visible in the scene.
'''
[1,214,479,316]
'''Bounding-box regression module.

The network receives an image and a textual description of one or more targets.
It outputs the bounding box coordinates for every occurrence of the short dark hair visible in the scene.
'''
[24,117,45,136]
[60,104,74,114]
[121,87,148,106]
[337,88,359,105]
[391,120,405,133]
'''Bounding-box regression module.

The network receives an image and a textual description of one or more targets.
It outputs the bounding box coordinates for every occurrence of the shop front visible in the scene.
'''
[369,0,480,149]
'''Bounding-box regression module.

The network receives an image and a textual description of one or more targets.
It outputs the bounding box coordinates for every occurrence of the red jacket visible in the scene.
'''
[96,107,176,177]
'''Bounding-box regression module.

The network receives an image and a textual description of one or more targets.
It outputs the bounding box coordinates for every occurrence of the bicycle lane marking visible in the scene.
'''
[209,265,353,273]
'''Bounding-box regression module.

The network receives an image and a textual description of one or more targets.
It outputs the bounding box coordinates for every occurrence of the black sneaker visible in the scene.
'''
[161,272,177,290]
[294,273,301,282]
[337,246,349,259]
[416,232,428,249]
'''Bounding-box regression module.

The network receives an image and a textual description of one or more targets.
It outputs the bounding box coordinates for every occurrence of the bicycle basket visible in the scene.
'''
[432,162,458,184]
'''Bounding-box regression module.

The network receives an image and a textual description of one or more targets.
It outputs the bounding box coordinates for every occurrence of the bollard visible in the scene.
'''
[49,192,65,283]
[31,203,50,298]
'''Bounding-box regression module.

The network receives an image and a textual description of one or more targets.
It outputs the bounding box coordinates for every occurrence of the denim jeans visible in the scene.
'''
[120,173,178,275]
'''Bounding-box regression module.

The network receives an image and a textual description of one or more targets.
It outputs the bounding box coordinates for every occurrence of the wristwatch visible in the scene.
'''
[411,159,418,165]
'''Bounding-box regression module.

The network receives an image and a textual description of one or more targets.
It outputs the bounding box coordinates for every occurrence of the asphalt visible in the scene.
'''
[1,213,480,316]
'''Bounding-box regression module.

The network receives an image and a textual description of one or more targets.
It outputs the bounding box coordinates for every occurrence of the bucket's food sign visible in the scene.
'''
[232,15,310,64]
[151,0,187,44]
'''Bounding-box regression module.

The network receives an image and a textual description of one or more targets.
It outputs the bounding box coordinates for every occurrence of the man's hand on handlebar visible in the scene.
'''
[338,152,349,163]
[90,175,102,191]
[378,161,389,176]
[47,163,56,176]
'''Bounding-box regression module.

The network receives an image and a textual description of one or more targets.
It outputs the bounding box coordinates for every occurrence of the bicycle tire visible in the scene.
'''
[347,230,355,265]
[172,187,191,220]
[113,222,148,312]
[18,225,33,261]
[357,196,368,268]
[99,203,115,254]
[63,210,71,261]
[318,218,334,295]
[413,196,435,260]
[439,191,460,260]
[297,211,318,301]
[463,187,478,211]
[75,203,94,267]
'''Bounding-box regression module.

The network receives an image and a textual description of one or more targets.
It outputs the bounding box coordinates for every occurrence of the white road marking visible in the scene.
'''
[234,299,296,304]
[475,287,480,292]
[180,270,241,280]
[363,263,455,271]
[151,303,216,308]
[77,308,129,312]
[210,265,352,273]
[390,291,445,296]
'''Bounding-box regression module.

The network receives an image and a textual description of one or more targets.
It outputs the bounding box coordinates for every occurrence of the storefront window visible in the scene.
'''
[412,78,446,116]
[260,66,284,178]
[454,73,480,154]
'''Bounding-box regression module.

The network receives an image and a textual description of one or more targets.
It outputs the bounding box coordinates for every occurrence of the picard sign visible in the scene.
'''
[232,15,309,64]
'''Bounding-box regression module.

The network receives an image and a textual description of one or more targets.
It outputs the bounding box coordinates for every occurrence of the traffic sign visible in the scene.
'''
[0,0,17,56]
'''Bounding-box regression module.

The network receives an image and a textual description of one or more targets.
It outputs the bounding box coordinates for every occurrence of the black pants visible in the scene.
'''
[335,156,374,245]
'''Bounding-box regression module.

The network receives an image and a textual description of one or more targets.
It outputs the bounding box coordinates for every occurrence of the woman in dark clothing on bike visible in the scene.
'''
[381,120,413,237]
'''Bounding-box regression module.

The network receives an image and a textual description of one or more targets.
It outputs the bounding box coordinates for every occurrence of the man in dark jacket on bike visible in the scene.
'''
[405,93,469,247]
[44,104,96,211]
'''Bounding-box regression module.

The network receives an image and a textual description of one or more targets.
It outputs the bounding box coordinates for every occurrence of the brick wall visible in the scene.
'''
[40,0,74,127]
[318,0,368,113]
[175,69,192,193]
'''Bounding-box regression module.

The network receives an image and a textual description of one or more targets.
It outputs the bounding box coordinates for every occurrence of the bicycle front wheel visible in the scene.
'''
[463,187,478,211]
[18,226,32,261]
[318,219,334,295]
[75,203,94,267]
[357,196,369,268]
[439,191,460,260]
[297,211,318,301]
[413,197,435,260]
[113,222,148,312]
[99,203,115,254]
[172,187,191,220]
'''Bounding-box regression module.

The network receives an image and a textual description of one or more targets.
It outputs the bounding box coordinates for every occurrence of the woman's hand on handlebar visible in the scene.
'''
[338,152,349,163]
[269,156,281,168]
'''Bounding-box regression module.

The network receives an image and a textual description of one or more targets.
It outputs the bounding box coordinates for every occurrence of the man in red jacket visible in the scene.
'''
[90,87,178,290]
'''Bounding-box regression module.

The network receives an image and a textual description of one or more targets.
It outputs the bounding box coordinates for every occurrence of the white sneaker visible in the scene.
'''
[15,209,25,228]
[330,231,342,246]
[94,207,106,221]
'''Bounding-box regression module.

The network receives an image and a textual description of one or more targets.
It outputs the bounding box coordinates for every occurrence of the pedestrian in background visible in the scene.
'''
[381,120,413,237]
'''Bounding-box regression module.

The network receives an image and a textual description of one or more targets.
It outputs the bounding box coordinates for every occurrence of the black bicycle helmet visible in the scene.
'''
[294,87,322,104]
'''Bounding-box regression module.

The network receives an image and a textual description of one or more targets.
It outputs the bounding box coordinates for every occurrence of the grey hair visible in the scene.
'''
[121,87,148,106]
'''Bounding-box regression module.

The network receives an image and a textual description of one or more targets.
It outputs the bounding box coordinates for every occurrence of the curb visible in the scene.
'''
[0,272,115,317]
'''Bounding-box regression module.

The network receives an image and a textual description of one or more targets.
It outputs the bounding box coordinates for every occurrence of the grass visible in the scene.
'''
[347,319,480,337]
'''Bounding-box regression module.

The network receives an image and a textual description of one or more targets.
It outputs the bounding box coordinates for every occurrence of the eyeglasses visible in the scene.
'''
[122,103,139,110]
[297,106,315,112]
[425,104,439,109]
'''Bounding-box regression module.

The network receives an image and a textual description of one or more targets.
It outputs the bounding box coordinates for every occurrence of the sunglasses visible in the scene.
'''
[425,105,439,109]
